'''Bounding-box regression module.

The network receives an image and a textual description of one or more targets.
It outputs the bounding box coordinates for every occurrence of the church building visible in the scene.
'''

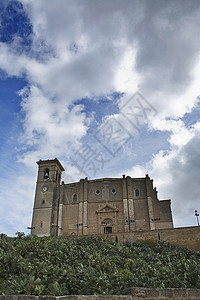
[31,158,173,237]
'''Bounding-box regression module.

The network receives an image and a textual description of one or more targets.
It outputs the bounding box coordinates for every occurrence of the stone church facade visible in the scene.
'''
[31,158,173,237]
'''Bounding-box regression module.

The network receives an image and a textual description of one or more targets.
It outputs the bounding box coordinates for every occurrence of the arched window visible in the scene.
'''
[44,168,49,179]
[135,189,139,197]
[73,194,77,202]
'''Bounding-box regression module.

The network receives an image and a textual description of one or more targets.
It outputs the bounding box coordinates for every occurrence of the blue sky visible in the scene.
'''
[0,0,200,236]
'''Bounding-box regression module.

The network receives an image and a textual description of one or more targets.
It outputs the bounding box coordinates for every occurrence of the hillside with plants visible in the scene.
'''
[0,234,200,295]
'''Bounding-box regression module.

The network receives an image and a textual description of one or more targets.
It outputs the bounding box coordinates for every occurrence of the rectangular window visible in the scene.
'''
[104,227,112,234]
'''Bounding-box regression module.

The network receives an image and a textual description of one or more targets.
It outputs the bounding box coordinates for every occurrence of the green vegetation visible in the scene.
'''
[0,234,199,295]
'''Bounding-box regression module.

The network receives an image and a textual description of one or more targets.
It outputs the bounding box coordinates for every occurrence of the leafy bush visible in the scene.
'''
[0,234,199,295]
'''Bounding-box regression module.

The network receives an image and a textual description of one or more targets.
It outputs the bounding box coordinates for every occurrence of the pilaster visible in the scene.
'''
[57,204,63,236]
[78,179,84,235]
[146,175,155,230]
[127,176,135,231]
[122,176,129,232]
[83,179,88,235]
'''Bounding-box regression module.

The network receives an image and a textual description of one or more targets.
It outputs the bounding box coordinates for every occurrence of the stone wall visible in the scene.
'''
[32,159,173,237]
[1,288,200,299]
[130,287,200,299]
[124,225,200,251]
[83,225,200,252]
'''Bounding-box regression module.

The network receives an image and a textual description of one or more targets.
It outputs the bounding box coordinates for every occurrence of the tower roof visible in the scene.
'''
[37,158,65,171]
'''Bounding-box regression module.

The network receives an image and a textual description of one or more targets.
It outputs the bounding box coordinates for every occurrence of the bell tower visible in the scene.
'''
[31,158,64,236]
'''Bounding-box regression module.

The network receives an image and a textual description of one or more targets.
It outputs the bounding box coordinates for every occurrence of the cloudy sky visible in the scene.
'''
[0,0,200,236]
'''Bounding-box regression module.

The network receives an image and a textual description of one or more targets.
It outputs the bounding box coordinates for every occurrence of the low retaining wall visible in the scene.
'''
[1,288,200,299]
[70,226,200,252]
[122,226,200,251]
[130,287,200,299]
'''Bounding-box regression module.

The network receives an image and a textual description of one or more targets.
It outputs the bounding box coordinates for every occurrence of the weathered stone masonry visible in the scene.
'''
[31,159,173,237]
[1,288,200,299]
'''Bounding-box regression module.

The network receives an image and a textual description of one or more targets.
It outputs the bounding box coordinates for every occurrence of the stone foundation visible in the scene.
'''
[130,287,200,299]
[72,225,200,252]
[1,288,200,299]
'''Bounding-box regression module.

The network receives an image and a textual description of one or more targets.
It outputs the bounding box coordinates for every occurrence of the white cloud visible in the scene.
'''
[2,0,200,121]
[151,118,195,148]
[17,85,89,166]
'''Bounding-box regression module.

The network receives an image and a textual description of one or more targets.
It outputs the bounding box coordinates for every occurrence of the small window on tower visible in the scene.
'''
[58,174,61,183]
[135,189,139,197]
[44,168,49,179]
[73,194,77,202]
[40,222,43,228]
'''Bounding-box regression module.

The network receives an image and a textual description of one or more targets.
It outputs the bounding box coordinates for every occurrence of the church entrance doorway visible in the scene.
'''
[104,226,112,234]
